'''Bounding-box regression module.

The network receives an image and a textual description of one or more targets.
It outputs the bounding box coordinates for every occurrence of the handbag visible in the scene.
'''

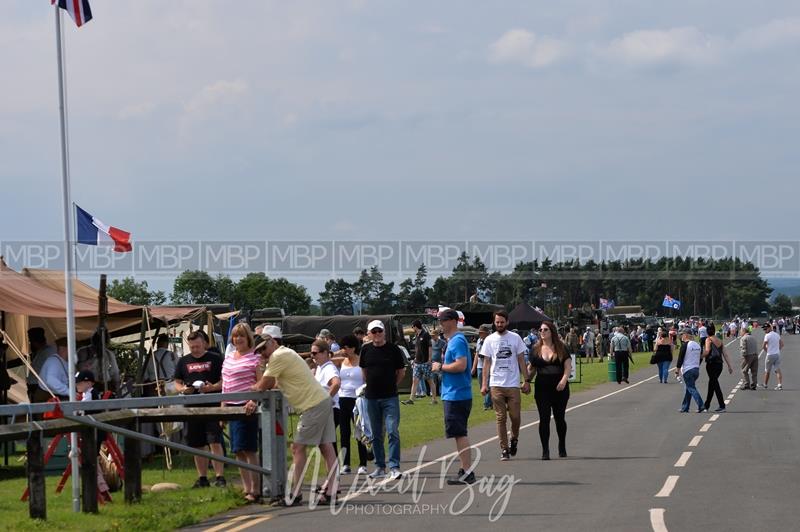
[649,354,657,365]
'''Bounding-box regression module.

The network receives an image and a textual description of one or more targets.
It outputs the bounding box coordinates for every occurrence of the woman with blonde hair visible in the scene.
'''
[223,322,261,503]
[528,320,572,460]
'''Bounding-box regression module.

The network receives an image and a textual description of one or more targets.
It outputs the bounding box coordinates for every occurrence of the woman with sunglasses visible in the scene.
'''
[335,335,370,475]
[528,320,572,460]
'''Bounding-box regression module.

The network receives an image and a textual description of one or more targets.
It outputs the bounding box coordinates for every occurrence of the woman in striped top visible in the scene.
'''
[223,323,261,503]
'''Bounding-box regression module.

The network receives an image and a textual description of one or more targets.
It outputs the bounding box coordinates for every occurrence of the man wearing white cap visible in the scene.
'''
[359,319,406,480]
[251,325,338,506]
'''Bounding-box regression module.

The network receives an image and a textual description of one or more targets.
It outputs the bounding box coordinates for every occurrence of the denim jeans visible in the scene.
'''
[366,396,401,470]
[657,361,671,382]
[477,367,492,408]
[680,367,704,411]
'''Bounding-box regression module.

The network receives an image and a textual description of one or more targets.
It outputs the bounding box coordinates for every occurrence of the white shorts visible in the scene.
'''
[765,354,781,373]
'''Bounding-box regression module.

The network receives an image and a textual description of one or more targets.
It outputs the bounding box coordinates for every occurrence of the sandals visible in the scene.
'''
[271,493,303,507]
[316,493,335,506]
[243,492,262,504]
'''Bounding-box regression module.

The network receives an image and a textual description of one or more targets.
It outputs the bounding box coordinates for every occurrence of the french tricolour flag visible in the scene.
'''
[52,0,93,28]
[76,205,132,252]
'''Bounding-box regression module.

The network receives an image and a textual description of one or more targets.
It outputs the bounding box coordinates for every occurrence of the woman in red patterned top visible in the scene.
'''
[223,323,261,503]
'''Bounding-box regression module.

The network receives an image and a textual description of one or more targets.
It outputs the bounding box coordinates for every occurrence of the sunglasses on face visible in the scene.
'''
[370,329,384,334]
[311,350,324,355]
[539,328,550,333]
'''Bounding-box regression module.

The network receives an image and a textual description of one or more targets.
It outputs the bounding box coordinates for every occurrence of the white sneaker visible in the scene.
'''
[357,466,369,475]
[367,468,386,479]
[389,468,403,481]
[341,465,351,474]
[775,384,783,390]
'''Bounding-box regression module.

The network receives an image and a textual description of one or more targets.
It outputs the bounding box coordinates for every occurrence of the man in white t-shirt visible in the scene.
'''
[674,328,705,412]
[481,311,530,461]
[762,323,784,390]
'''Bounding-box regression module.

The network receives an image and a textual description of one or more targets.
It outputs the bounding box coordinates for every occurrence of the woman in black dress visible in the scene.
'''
[653,331,674,383]
[528,320,572,460]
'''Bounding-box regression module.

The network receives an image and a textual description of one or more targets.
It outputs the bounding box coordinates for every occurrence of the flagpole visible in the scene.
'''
[54,6,82,514]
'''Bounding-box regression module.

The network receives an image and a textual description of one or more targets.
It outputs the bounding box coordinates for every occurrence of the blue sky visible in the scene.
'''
[2,1,799,293]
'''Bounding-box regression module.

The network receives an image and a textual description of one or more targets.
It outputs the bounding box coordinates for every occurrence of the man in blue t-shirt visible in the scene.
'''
[432,308,475,485]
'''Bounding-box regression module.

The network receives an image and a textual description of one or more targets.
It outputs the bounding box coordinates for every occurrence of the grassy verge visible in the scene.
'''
[0,457,244,532]
[0,352,654,530]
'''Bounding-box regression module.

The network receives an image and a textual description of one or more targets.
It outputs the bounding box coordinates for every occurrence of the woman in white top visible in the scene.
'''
[333,335,369,475]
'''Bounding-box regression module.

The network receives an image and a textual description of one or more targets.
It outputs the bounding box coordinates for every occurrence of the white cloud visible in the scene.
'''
[601,27,722,67]
[117,102,156,120]
[488,29,567,68]
[184,79,249,117]
[735,17,800,51]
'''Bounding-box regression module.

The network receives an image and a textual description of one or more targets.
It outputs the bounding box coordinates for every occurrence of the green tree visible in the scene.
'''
[264,277,311,315]
[772,293,793,315]
[108,277,166,306]
[171,270,220,304]
[319,278,355,315]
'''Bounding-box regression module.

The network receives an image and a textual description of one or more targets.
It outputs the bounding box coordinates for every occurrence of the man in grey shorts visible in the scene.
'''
[762,323,784,391]
[251,326,338,506]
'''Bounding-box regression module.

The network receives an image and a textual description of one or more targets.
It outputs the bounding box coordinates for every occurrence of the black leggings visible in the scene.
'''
[338,397,367,468]
[704,362,724,409]
[534,377,570,452]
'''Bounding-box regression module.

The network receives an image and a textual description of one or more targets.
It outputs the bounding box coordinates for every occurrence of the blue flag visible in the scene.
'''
[662,295,681,310]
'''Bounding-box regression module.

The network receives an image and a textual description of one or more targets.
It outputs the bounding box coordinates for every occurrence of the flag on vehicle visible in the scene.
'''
[76,205,132,252]
[599,298,615,310]
[662,295,681,310]
[52,0,93,28]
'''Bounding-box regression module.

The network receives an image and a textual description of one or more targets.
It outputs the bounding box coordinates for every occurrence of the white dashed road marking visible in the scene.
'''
[688,436,702,447]
[699,423,712,432]
[655,475,680,497]
[649,508,668,532]
[674,452,692,468]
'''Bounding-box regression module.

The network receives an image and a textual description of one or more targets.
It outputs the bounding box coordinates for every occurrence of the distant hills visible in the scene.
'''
[766,278,800,298]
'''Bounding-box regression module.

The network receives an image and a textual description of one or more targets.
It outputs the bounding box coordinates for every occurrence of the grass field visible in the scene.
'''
[0,352,655,530]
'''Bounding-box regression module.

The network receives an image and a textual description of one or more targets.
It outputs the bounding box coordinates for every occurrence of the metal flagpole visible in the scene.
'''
[54,6,82,513]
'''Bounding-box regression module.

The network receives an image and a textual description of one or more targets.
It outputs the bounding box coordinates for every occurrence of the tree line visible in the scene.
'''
[108,253,779,318]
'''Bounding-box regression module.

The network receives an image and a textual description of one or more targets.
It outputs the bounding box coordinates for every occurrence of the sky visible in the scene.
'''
[2,1,799,295]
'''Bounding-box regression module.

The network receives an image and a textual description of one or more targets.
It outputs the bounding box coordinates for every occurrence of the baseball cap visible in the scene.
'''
[262,325,282,339]
[679,327,693,336]
[367,320,384,332]
[478,324,492,333]
[75,370,95,383]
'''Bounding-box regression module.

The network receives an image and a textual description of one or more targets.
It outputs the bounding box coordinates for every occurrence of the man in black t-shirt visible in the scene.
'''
[359,319,406,481]
[174,330,226,488]
[402,320,437,405]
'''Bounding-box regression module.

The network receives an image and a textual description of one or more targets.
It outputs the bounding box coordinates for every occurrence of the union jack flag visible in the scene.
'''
[52,0,93,28]
[662,295,681,310]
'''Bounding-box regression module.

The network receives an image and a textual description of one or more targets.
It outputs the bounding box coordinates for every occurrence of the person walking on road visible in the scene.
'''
[359,320,406,480]
[675,328,706,413]
[611,327,633,384]
[432,308,476,485]
[481,310,531,461]
[528,320,572,460]
[739,327,759,390]
[652,331,673,383]
[702,323,734,412]
[762,323,785,390]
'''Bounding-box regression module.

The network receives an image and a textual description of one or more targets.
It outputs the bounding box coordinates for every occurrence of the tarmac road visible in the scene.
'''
[189,330,799,532]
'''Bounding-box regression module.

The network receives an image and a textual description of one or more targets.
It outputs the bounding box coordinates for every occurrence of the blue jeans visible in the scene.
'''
[366,396,401,470]
[680,368,704,411]
[477,368,492,409]
[657,361,671,383]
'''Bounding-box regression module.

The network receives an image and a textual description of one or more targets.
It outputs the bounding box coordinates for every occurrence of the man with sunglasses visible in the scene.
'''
[252,326,338,506]
[432,308,476,484]
[359,320,406,480]
[481,310,531,461]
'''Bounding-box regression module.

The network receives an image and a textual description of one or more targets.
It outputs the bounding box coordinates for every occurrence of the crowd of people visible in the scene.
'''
[9,308,792,508]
